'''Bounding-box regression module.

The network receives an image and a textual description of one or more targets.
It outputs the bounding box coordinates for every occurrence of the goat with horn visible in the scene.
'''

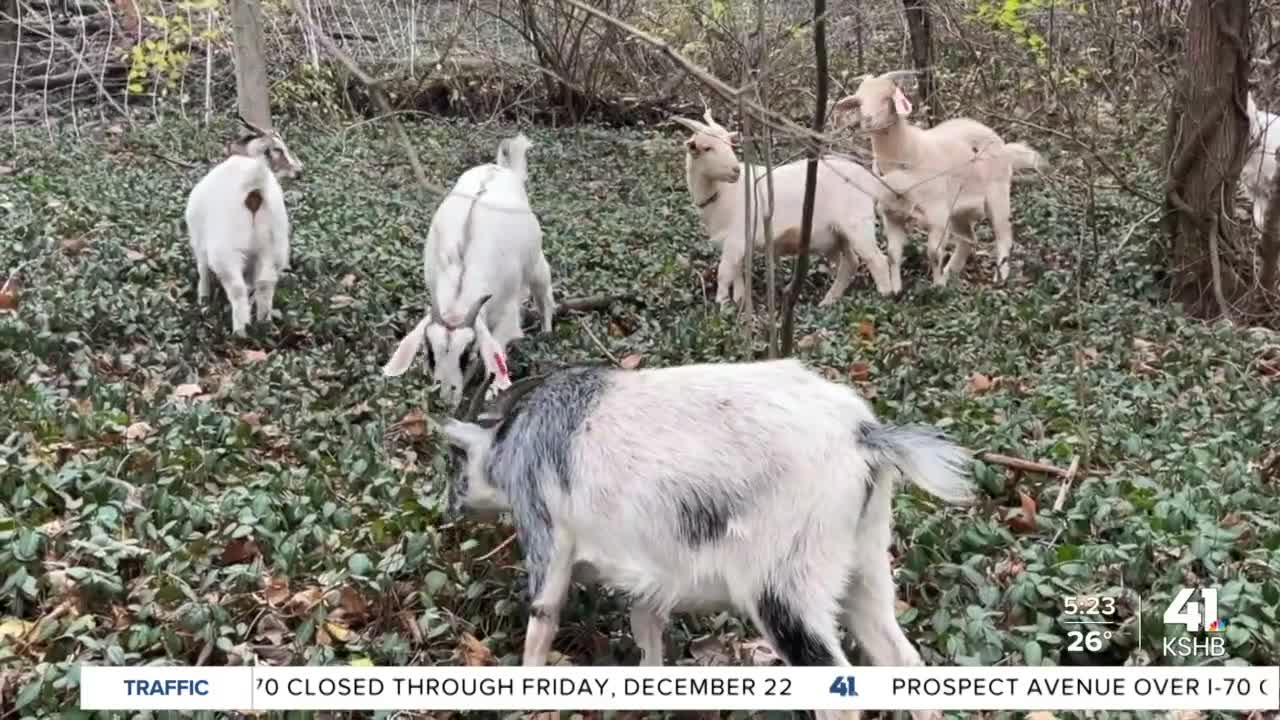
[438,357,974,720]
[383,133,556,407]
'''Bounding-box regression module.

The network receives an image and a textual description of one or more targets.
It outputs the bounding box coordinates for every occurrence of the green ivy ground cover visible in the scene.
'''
[0,117,1276,720]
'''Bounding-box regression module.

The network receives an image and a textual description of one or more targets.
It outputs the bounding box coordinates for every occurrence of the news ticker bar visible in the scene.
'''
[80,665,1280,712]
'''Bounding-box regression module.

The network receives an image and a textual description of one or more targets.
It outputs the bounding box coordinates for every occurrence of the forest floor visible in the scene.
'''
[1,116,1277,720]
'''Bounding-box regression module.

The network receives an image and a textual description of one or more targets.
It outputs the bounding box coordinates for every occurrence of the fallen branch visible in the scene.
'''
[1052,455,1082,512]
[476,533,517,561]
[979,451,1071,478]
[554,292,639,315]
[575,316,622,368]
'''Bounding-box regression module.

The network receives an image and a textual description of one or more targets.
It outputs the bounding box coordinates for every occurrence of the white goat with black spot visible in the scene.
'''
[440,358,974,720]
[185,116,303,337]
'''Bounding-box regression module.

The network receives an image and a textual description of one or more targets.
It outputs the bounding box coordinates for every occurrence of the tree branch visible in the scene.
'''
[780,0,826,357]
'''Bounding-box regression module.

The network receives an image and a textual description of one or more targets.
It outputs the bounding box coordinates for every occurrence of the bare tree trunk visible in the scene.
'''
[0,0,18,91]
[1164,0,1251,318]
[780,0,827,357]
[902,0,935,126]
[230,0,271,128]
[1261,146,1280,291]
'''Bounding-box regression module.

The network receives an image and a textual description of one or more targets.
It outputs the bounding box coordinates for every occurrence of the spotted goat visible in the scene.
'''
[439,358,975,720]
[185,115,302,336]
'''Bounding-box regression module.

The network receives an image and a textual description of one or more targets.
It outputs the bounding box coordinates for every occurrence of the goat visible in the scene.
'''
[833,70,1043,290]
[673,110,894,305]
[440,358,974,720]
[185,115,302,337]
[382,133,556,407]
[1244,92,1280,231]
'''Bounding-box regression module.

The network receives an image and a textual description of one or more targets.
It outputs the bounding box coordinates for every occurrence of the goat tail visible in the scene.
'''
[859,423,975,506]
[1000,142,1045,173]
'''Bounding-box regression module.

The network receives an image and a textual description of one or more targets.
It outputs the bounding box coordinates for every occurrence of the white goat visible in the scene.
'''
[383,134,556,407]
[185,116,302,337]
[833,71,1043,290]
[441,358,974,720]
[1244,92,1280,231]
[673,110,893,305]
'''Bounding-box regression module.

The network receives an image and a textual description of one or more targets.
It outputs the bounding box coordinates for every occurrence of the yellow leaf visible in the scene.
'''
[350,657,374,667]
[0,617,34,640]
[323,621,352,643]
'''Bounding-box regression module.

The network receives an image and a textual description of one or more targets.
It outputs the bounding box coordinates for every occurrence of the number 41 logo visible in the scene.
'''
[829,676,859,697]
[1162,587,1223,632]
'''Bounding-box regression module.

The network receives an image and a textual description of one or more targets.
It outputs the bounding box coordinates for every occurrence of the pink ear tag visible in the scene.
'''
[492,353,512,389]
[892,87,912,116]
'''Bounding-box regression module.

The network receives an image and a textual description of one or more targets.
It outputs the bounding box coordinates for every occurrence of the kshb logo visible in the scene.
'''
[1161,587,1227,658]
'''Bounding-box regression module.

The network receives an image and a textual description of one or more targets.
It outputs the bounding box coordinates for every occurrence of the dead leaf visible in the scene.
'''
[173,383,203,399]
[397,410,427,438]
[286,587,324,614]
[329,294,356,308]
[341,273,357,288]
[323,620,352,643]
[240,412,262,428]
[458,632,494,666]
[124,421,153,441]
[263,575,289,607]
[0,164,13,175]
[347,401,372,419]
[61,236,90,255]
[1005,490,1038,534]
[857,319,876,341]
[968,372,994,395]
[1166,712,1201,720]
[736,638,779,666]
[1026,713,1057,720]
[0,618,34,641]
[221,538,260,565]
[337,586,368,623]
[0,277,19,311]
[797,333,821,351]
[848,362,871,382]
[619,353,643,370]
[688,634,734,666]
[242,349,269,364]
[124,248,146,262]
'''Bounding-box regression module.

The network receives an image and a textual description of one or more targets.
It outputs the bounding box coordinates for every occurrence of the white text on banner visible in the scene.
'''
[80,665,1280,712]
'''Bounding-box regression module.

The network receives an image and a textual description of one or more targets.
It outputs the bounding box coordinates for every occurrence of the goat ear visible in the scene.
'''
[383,317,430,377]
[684,137,701,155]
[474,321,512,391]
[892,87,913,116]
[726,131,740,146]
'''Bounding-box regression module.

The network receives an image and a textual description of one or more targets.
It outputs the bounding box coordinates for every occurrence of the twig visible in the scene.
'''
[554,293,639,315]
[979,451,1070,478]
[1052,455,1082,513]
[780,0,828,357]
[556,0,844,154]
[575,316,621,368]
[476,533,517,561]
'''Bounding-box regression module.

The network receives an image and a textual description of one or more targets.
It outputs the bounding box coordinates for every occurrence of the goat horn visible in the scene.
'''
[237,112,269,136]
[880,69,919,83]
[455,363,492,421]
[462,294,493,328]
[490,373,550,419]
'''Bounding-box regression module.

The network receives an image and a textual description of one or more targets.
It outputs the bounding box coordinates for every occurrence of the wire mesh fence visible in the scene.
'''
[0,0,540,138]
